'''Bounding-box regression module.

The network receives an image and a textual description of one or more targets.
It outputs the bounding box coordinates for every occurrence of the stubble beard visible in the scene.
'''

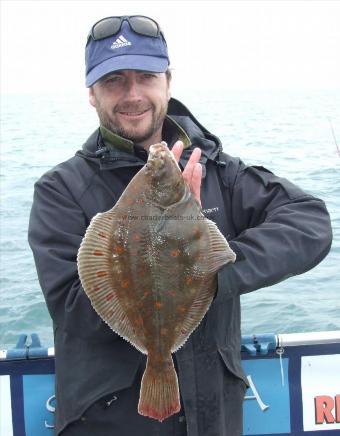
[95,100,168,145]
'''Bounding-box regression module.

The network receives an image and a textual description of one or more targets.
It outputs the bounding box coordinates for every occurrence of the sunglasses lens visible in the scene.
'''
[129,16,159,37]
[89,16,160,42]
[92,17,121,40]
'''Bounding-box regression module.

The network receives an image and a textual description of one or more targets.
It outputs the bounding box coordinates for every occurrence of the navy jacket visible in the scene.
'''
[28,98,332,435]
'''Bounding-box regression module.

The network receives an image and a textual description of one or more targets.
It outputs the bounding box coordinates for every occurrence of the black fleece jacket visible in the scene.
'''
[28,98,332,435]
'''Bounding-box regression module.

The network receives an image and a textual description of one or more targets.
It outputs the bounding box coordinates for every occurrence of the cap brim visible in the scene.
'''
[86,55,169,87]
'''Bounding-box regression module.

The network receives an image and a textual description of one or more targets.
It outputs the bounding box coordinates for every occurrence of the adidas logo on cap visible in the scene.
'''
[111,35,132,50]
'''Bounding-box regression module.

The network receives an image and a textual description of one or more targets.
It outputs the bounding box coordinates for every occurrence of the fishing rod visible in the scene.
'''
[328,117,340,157]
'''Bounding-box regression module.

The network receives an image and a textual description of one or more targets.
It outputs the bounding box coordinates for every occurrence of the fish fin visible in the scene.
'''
[171,277,215,353]
[171,220,236,353]
[203,218,236,273]
[138,354,180,422]
[77,210,147,354]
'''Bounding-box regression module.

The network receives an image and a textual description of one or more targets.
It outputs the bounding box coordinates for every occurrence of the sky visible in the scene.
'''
[1,0,340,95]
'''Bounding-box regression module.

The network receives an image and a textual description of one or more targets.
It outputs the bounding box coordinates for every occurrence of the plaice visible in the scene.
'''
[77,142,236,421]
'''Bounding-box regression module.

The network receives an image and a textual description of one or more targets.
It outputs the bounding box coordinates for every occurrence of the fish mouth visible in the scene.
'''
[147,142,181,173]
[148,143,168,168]
[149,142,167,154]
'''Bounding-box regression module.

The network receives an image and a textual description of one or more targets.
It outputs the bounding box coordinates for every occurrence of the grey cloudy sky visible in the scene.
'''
[1,0,340,95]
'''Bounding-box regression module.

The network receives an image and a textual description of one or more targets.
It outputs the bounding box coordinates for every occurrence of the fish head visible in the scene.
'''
[144,142,187,207]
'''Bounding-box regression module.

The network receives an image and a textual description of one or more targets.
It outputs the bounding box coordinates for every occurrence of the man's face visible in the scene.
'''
[89,70,171,148]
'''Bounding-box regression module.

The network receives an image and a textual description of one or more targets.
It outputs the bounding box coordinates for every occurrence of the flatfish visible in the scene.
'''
[77,142,236,421]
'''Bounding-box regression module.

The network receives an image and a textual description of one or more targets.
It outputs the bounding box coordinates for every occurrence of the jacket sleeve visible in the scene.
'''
[217,162,333,299]
[28,170,114,342]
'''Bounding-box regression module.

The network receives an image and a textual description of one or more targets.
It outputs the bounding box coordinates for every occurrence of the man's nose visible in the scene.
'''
[124,77,142,99]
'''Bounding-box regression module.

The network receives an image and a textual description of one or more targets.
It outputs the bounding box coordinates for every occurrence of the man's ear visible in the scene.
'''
[89,87,96,108]
[167,83,171,102]
[165,69,172,102]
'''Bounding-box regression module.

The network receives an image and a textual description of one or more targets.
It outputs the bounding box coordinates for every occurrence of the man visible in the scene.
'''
[28,15,332,436]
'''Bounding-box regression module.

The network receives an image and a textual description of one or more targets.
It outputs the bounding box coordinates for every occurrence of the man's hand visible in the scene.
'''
[172,140,202,205]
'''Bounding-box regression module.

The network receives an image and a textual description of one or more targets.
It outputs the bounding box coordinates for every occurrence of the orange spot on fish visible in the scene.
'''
[193,226,201,239]
[96,271,108,277]
[115,245,124,254]
[185,277,193,285]
[155,301,162,310]
[177,305,186,313]
[93,250,104,256]
[133,233,141,241]
[121,279,129,289]
[126,197,134,205]
[93,285,100,292]
[106,293,114,301]
[134,316,144,326]
[160,327,168,336]
[98,232,107,239]
[171,249,181,257]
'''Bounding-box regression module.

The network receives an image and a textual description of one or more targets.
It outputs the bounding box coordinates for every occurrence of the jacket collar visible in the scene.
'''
[99,115,191,154]
[78,97,222,177]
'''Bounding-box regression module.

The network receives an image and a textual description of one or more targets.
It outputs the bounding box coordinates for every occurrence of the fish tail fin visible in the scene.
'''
[138,353,180,422]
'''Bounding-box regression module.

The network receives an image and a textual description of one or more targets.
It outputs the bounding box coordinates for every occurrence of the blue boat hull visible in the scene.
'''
[1,333,340,435]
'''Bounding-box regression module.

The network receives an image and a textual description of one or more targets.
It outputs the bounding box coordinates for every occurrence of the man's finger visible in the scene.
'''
[171,140,184,163]
[189,162,202,205]
[183,148,202,205]
[182,147,201,180]
[170,142,202,204]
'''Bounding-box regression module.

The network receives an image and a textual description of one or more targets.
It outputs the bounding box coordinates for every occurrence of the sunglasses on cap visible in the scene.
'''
[88,15,162,42]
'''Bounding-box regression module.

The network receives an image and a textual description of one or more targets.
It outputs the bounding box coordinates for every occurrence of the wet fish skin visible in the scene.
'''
[77,142,236,421]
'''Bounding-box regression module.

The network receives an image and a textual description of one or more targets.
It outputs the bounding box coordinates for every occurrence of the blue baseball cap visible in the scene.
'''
[85,20,170,87]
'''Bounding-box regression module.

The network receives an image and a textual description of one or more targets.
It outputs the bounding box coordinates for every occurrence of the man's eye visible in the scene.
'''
[105,76,122,83]
[143,73,157,79]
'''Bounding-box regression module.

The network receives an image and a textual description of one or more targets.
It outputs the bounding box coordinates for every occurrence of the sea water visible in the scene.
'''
[0,89,339,350]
